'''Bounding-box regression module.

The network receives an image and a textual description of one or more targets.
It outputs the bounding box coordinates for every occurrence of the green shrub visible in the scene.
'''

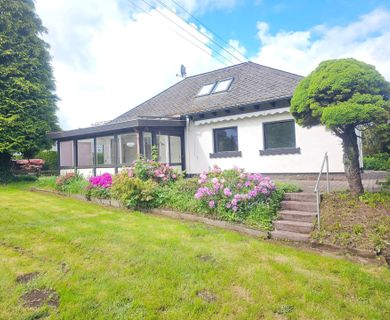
[85,186,111,200]
[55,173,88,194]
[34,176,57,190]
[35,150,58,171]
[129,158,180,183]
[363,153,390,171]
[152,178,207,214]
[111,171,156,209]
[12,175,38,182]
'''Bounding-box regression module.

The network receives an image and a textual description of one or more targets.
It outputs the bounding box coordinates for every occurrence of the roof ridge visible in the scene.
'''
[247,61,303,78]
[184,61,250,79]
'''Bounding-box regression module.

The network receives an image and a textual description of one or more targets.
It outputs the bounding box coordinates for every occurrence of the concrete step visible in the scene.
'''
[283,192,317,202]
[279,210,317,223]
[271,230,310,242]
[281,200,316,212]
[273,220,314,233]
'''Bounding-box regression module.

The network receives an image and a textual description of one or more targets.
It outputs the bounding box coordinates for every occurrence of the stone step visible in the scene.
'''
[279,210,317,223]
[281,200,316,212]
[273,220,314,233]
[283,192,317,202]
[271,230,310,242]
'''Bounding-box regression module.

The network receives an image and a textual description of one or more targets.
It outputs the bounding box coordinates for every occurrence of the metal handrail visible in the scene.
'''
[314,152,330,230]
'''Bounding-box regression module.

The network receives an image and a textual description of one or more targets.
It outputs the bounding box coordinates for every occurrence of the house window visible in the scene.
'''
[213,127,238,153]
[197,83,215,96]
[119,133,138,164]
[59,141,74,167]
[77,139,94,167]
[156,134,169,163]
[263,120,296,150]
[96,136,116,166]
[142,132,152,160]
[213,78,233,93]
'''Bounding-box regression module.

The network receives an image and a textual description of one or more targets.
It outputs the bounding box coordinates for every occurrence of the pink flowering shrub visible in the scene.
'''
[194,165,276,220]
[89,173,112,188]
[127,158,179,184]
[86,173,112,199]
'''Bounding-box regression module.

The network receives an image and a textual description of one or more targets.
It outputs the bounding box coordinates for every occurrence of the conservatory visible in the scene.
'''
[50,117,185,176]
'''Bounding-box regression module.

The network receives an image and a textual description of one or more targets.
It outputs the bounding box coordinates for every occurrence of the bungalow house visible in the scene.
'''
[49,62,348,176]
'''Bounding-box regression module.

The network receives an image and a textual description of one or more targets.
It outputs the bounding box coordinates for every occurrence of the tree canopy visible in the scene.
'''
[0,0,59,159]
[290,58,390,195]
[0,0,59,181]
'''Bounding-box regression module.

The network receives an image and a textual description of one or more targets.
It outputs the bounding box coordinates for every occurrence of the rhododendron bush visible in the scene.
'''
[127,158,179,183]
[194,165,277,220]
[86,173,112,199]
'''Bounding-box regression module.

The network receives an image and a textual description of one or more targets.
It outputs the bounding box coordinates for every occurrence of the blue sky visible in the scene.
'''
[198,0,390,56]
[35,0,390,129]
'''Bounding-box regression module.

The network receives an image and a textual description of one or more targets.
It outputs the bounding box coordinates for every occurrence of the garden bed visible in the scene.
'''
[34,161,301,232]
[311,192,390,256]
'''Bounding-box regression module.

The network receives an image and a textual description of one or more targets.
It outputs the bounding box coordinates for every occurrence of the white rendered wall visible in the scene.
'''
[76,168,94,178]
[96,167,116,176]
[60,169,75,175]
[185,109,345,174]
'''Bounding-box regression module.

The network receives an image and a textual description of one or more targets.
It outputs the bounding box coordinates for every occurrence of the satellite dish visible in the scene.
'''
[180,64,186,78]
[176,64,187,78]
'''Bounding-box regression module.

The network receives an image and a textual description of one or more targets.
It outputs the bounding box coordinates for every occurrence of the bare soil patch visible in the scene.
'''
[16,272,40,284]
[196,290,217,303]
[22,289,59,309]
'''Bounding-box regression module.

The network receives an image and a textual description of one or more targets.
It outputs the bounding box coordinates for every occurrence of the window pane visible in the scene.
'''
[197,83,214,96]
[214,127,238,153]
[264,120,296,149]
[96,136,116,165]
[157,134,169,163]
[143,132,152,160]
[119,133,138,164]
[60,141,73,167]
[169,136,181,164]
[213,78,233,93]
[77,139,94,166]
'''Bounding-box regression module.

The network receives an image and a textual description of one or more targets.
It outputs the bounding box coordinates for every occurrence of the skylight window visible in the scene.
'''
[197,83,215,96]
[213,78,233,93]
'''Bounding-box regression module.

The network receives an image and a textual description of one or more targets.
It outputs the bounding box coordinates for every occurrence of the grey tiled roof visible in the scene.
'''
[110,61,302,123]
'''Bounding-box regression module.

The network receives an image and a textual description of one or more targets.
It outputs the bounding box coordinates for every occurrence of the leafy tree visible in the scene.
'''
[291,58,390,195]
[0,0,59,182]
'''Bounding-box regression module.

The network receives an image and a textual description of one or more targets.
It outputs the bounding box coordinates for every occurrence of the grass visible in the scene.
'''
[1,183,389,319]
[312,191,390,253]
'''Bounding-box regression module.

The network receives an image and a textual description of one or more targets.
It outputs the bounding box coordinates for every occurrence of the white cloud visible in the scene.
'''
[35,0,226,129]
[252,8,390,80]
[34,1,390,130]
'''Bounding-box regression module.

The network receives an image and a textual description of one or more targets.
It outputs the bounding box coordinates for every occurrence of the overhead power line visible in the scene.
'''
[169,0,249,62]
[126,0,237,66]
[154,0,244,64]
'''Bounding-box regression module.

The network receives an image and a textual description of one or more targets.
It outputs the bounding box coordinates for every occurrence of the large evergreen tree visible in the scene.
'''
[291,58,390,195]
[0,0,59,182]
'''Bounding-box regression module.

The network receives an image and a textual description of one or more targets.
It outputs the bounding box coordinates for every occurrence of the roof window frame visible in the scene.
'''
[197,83,216,97]
[212,77,234,94]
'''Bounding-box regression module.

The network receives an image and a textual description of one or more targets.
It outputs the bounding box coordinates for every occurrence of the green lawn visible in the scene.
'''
[0,183,389,319]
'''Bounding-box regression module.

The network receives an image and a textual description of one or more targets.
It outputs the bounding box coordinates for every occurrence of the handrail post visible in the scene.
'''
[326,153,330,193]
[316,190,320,230]
[314,152,330,231]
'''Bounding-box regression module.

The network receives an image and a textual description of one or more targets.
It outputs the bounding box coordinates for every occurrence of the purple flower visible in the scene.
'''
[232,206,238,212]
[212,177,219,184]
[223,188,232,197]
[208,200,215,208]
